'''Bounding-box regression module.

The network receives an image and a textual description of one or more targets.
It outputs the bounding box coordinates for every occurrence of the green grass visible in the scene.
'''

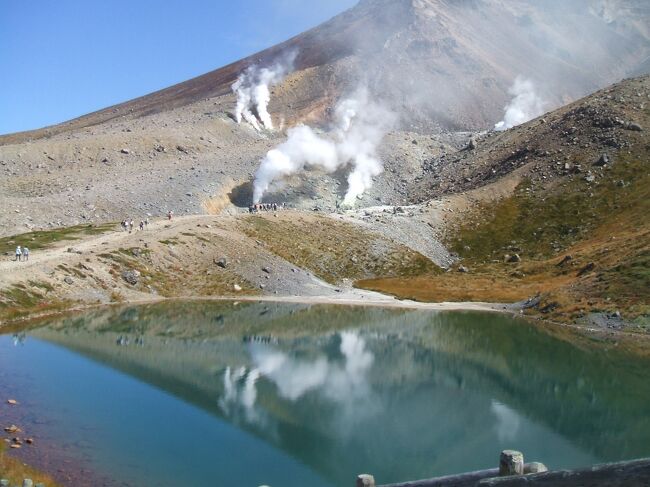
[0,283,70,323]
[0,223,116,253]
[450,154,649,263]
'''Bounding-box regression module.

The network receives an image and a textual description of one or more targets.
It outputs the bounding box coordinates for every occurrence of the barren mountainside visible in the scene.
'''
[2,0,649,144]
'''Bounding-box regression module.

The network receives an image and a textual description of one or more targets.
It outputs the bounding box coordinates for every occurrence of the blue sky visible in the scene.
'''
[0,0,357,135]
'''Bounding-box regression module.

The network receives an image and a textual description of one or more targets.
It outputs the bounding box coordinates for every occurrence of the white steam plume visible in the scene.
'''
[232,51,297,131]
[252,87,395,206]
[494,77,546,131]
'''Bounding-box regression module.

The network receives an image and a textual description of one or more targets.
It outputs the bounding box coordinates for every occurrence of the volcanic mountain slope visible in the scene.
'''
[1,1,650,235]
[2,0,649,147]
[361,74,649,327]
[0,76,647,334]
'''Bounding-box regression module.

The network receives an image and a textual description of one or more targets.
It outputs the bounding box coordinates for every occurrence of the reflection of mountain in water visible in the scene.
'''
[33,302,650,485]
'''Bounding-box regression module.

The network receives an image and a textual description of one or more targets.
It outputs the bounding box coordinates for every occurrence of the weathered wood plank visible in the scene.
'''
[478,458,650,486]
[377,468,500,487]
[376,459,650,487]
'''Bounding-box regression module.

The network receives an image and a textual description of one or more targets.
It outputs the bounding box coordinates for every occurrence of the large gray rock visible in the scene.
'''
[594,153,609,166]
[627,122,643,131]
[121,269,141,285]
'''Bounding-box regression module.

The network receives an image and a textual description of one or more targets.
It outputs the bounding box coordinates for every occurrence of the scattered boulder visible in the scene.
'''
[467,137,477,150]
[262,266,271,274]
[577,262,596,277]
[556,255,573,267]
[457,265,469,273]
[67,247,82,254]
[504,253,521,263]
[540,302,560,314]
[214,258,228,269]
[120,148,130,154]
[64,276,74,285]
[121,269,140,285]
[594,154,609,166]
[627,122,643,131]
[233,284,242,292]
[522,295,542,309]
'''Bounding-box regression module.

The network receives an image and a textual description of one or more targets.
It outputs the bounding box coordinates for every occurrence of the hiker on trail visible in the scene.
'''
[15,246,22,262]
[22,247,29,261]
[273,203,278,211]
[168,210,173,221]
[145,217,149,227]
[139,221,144,231]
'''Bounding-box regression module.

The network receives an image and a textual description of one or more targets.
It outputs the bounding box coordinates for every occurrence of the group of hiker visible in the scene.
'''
[121,217,150,233]
[248,202,283,213]
[14,245,30,262]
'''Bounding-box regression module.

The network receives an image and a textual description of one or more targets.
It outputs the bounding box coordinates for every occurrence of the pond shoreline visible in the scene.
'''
[2,293,650,356]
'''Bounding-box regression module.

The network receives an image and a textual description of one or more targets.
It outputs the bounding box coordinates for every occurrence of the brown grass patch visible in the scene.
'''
[0,443,61,486]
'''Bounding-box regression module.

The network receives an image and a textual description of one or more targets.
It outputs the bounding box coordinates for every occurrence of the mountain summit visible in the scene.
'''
[3,0,649,143]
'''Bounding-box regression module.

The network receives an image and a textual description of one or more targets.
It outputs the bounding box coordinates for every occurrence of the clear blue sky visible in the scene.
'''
[0,0,357,136]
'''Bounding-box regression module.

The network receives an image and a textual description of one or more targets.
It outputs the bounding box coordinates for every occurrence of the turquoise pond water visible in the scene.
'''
[1,301,649,487]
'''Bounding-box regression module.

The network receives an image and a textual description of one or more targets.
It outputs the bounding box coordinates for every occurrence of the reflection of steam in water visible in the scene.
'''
[219,332,377,431]
[13,333,27,346]
[491,400,522,442]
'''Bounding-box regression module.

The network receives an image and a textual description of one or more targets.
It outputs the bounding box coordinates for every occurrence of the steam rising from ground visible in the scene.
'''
[232,51,297,130]
[494,77,546,131]
[252,88,396,206]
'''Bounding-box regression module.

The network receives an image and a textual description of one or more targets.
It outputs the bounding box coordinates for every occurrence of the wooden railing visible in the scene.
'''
[357,451,650,487]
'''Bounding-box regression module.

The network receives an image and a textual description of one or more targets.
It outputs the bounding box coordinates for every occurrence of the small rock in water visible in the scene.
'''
[7,399,18,405]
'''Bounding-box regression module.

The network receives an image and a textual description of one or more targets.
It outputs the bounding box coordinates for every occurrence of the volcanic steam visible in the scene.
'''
[252,88,395,206]
[495,77,546,131]
[232,50,297,131]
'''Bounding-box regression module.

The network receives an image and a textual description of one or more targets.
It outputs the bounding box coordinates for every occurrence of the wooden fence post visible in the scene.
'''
[357,473,376,487]
[499,450,524,476]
